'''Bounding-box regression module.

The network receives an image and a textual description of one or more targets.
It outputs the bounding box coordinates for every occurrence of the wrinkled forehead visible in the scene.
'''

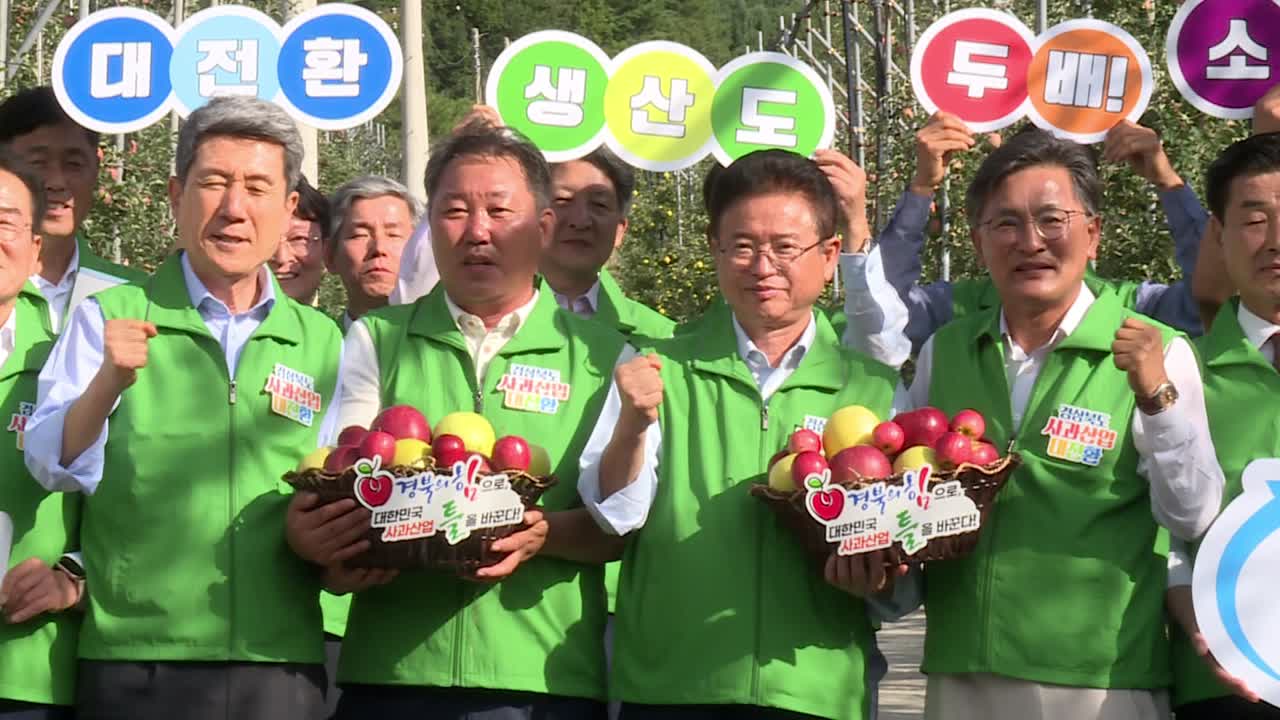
[188,134,289,183]
[432,153,536,204]
[1225,170,1280,212]
[0,169,35,217]
[987,164,1083,213]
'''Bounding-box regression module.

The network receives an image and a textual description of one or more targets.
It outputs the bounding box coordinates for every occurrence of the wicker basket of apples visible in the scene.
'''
[284,406,556,575]
[751,405,1019,566]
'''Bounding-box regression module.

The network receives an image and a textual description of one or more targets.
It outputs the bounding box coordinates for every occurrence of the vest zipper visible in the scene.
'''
[760,406,769,430]
[751,396,770,703]
[226,371,238,667]
[228,380,237,405]
[473,387,483,413]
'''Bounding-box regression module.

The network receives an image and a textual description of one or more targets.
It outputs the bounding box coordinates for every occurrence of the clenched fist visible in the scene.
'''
[814,149,870,250]
[910,111,975,197]
[615,353,663,436]
[1103,120,1182,190]
[99,319,157,392]
[1112,318,1168,397]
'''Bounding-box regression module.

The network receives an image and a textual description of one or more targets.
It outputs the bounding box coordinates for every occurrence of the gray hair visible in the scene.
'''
[965,127,1101,225]
[327,175,425,244]
[175,96,303,191]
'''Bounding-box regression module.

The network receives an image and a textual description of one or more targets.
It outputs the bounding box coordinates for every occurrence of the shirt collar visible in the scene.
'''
[180,251,276,318]
[731,312,816,371]
[444,289,540,336]
[553,279,602,315]
[1237,301,1280,351]
[999,283,1096,354]
[342,310,355,332]
[31,239,81,293]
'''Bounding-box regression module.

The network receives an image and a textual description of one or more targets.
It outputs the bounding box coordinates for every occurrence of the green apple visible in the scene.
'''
[528,443,552,477]
[767,453,799,492]
[892,445,937,474]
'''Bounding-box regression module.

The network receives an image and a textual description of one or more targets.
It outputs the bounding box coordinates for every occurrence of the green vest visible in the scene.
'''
[0,286,80,705]
[613,303,897,720]
[923,289,1176,689]
[951,270,1121,322]
[340,283,625,699]
[321,314,352,638]
[1172,299,1278,706]
[593,269,675,614]
[27,238,147,334]
[86,253,341,663]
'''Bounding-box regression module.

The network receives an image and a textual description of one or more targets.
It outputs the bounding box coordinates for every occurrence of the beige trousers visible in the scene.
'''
[924,673,1171,720]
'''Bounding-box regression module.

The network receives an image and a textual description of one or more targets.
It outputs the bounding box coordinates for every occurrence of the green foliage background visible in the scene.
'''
[2,0,1250,321]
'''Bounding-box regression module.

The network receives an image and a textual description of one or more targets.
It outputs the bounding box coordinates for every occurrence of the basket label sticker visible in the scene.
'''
[7,401,33,450]
[352,454,526,545]
[263,363,322,427]
[1040,403,1116,467]
[497,363,571,415]
[802,465,982,556]
[802,415,827,434]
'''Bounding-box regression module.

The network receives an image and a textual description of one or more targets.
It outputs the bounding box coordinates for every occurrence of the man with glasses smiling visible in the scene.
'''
[859,128,1224,720]
[268,177,330,306]
[578,149,904,720]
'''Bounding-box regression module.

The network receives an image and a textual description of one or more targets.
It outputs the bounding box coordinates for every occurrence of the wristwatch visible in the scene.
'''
[55,554,85,581]
[1137,382,1179,416]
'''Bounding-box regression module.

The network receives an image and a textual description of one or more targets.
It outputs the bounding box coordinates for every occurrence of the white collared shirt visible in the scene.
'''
[0,305,16,369]
[1168,301,1280,587]
[577,314,816,537]
[902,283,1223,542]
[333,290,540,439]
[23,254,342,494]
[30,241,80,332]
[553,280,602,318]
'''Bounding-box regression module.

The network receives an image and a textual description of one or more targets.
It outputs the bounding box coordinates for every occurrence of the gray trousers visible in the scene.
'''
[76,660,326,720]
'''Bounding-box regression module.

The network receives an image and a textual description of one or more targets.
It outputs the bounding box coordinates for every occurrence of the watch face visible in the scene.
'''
[58,557,85,579]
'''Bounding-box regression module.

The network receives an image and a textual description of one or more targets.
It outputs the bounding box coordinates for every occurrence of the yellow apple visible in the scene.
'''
[392,438,432,468]
[433,412,496,457]
[296,446,331,472]
[823,405,881,458]
[528,443,552,477]
[893,445,937,474]
[767,453,798,492]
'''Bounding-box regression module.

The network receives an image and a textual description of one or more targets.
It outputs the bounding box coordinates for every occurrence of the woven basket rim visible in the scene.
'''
[751,452,1020,501]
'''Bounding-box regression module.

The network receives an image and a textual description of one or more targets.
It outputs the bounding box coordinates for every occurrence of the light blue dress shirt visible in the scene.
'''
[24,252,342,494]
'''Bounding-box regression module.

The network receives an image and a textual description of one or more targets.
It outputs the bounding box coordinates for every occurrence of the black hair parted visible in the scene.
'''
[424,120,551,212]
[1205,132,1280,220]
[702,150,841,239]
[0,86,100,148]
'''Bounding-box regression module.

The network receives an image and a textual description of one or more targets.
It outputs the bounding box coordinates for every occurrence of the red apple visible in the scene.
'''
[491,435,532,472]
[970,441,1000,466]
[830,445,893,483]
[336,425,367,446]
[324,445,359,472]
[787,429,823,455]
[872,421,905,455]
[950,409,986,439]
[433,434,469,468]
[371,405,431,442]
[790,450,829,491]
[358,431,397,466]
[900,407,948,449]
[933,431,972,470]
[468,453,492,473]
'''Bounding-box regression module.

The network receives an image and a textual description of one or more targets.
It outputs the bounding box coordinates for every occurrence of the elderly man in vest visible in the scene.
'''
[24,96,344,720]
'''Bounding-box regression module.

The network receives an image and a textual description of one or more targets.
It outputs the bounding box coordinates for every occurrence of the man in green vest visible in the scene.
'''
[286,121,626,719]
[269,177,330,305]
[1165,132,1280,719]
[23,96,344,720]
[579,149,904,720]
[886,128,1224,720]
[325,175,422,331]
[0,150,82,720]
[0,87,145,333]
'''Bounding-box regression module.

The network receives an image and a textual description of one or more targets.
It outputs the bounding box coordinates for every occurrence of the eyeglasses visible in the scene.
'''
[977,209,1092,242]
[718,238,824,269]
[284,233,322,253]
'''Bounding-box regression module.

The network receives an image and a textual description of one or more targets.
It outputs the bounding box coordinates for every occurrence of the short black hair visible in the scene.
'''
[965,127,1101,224]
[1205,132,1280,219]
[0,86,100,148]
[0,147,47,229]
[702,150,840,238]
[424,120,551,212]
[553,147,636,214]
[294,176,331,236]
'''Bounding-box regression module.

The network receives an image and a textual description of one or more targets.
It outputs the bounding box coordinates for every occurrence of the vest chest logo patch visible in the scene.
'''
[263,364,322,427]
[802,415,828,434]
[7,401,33,451]
[1040,403,1117,467]
[497,363,570,415]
